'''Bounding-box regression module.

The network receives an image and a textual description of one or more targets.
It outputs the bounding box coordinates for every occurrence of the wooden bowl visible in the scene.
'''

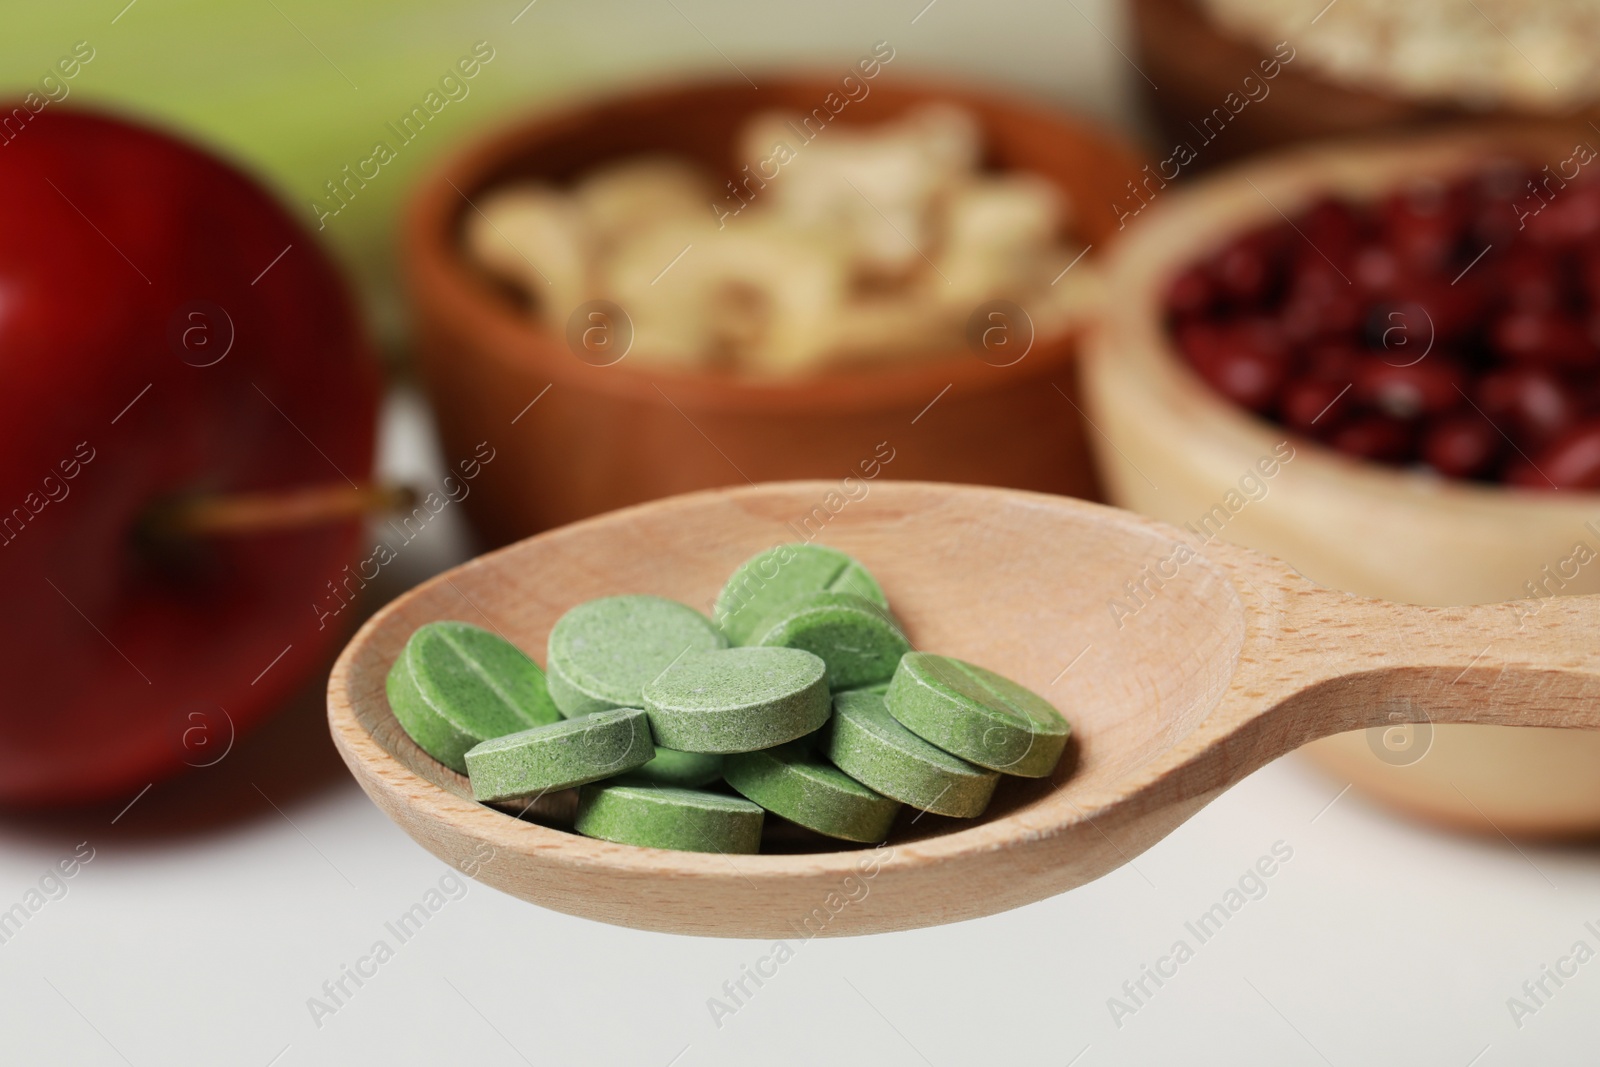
[402,74,1148,546]
[1083,126,1600,837]
[1128,0,1600,168]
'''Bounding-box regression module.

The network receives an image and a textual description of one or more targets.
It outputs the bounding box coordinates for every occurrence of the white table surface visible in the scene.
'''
[3,389,1596,1067]
[6,3,1600,1062]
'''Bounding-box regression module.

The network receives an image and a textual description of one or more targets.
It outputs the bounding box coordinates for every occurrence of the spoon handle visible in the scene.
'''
[1301,592,1600,733]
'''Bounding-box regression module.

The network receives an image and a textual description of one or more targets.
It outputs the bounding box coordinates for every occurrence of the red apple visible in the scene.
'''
[0,107,379,805]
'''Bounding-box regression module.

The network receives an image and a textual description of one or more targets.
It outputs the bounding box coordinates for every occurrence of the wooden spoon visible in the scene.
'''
[327,481,1600,937]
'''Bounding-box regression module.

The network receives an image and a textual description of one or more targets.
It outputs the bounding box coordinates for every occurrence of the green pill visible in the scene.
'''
[826,688,999,817]
[546,595,726,718]
[575,780,764,854]
[464,707,655,801]
[714,544,887,645]
[724,742,900,843]
[643,646,830,753]
[631,748,725,788]
[386,621,561,774]
[885,653,1071,778]
[750,592,911,691]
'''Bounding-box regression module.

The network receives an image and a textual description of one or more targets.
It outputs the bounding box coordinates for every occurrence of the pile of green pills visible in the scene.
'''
[385,544,1073,854]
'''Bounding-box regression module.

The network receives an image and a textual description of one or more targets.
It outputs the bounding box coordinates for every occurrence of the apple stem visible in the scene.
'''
[147,484,418,538]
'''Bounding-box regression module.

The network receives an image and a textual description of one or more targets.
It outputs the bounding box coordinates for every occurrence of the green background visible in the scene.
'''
[1,1,1131,347]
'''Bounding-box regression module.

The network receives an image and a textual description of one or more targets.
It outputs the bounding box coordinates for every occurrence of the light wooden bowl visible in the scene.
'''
[1083,127,1600,837]
[1128,0,1600,167]
[402,74,1148,546]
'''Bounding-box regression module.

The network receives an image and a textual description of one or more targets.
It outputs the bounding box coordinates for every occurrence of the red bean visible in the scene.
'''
[1490,311,1595,367]
[1303,341,1362,382]
[1500,251,1563,312]
[1300,197,1366,260]
[1422,414,1500,478]
[1211,233,1281,305]
[1165,265,1213,319]
[1227,318,1288,358]
[1471,163,1526,246]
[1475,367,1575,450]
[1174,318,1284,364]
[1388,281,1481,343]
[1354,245,1399,294]
[1280,378,1351,434]
[1503,458,1547,488]
[1524,182,1600,247]
[1190,344,1288,413]
[1175,318,1291,412]
[1366,299,1444,359]
[1526,421,1600,489]
[1281,255,1362,341]
[1330,415,1413,464]
[1382,180,1461,271]
[1353,357,1464,419]
[1577,250,1600,309]
[1576,368,1600,417]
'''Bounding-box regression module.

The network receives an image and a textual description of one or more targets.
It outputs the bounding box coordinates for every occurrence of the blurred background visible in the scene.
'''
[5,0,1600,1063]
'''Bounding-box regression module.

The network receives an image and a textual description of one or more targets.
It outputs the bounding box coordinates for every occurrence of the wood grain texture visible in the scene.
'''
[327,481,1600,937]
[1083,127,1600,835]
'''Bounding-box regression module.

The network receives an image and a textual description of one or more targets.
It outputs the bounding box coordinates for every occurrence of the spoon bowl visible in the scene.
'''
[328,481,1600,937]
